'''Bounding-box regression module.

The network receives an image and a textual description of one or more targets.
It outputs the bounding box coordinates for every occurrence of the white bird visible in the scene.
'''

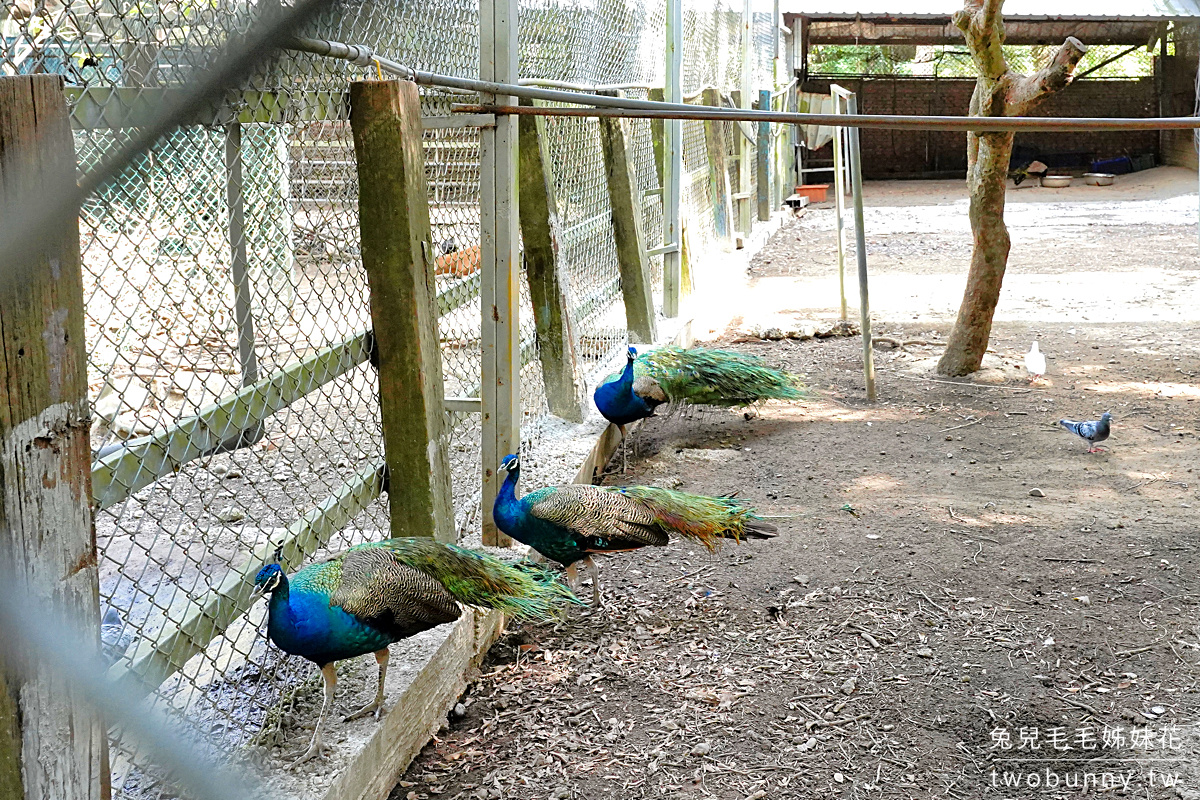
[1024,341,1046,383]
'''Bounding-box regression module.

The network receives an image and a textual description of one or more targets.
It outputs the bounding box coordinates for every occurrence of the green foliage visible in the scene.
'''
[636,346,807,407]
[809,43,1153,79]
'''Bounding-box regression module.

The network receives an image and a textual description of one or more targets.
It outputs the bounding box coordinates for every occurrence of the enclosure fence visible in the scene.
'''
[1,0,788,793]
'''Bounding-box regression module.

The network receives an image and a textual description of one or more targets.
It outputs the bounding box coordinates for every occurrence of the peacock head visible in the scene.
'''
[626,346,637,362]
[253,563,286,595]
[499,453,520,475]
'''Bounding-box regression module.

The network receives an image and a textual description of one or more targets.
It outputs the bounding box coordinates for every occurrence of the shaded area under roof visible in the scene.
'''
[784,2,1200,45]
[783,1,1200,18]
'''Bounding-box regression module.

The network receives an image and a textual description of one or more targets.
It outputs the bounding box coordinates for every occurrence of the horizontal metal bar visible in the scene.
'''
[455,103,1200,132]
[91,330,374,511]
[771,77,799,99]
[108,461,386,694]
[643,187,664,198]
[646,243,679,256]
[518,78,660,93]
[443,397,483,412]
[423,113,495,129]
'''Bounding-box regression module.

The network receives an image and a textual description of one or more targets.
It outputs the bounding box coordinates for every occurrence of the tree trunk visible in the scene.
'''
[937,0,1086,376]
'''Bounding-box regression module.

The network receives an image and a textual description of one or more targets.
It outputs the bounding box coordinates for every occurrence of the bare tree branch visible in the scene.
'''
[1009,36,1088,113]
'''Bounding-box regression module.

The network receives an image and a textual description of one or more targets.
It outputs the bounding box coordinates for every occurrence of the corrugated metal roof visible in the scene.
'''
[784,0,1200,18]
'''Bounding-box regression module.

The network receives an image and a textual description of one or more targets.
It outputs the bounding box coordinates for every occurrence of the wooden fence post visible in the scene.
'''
[0,74,107,800]
[350,79,455,543]
[757,89,772,221]
[599,94,657,343]
[701,87,734,245]
[517,100,585,423]
[480,0,520,547]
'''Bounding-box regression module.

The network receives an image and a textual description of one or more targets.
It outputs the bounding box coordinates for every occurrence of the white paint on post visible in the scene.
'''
[480,0,520,546]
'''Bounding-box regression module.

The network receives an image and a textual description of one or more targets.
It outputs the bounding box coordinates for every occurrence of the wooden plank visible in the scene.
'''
[64,87,348,129]
[0,74,106,800]
[517,98,585,423]
[107,462,386,694]
[598,92,658,344]
[350,80,454,543]
[91,330,373,511]
[314,607,504,800]
[756,89,772,222]
[701,87,734,245]
[479,0,521,548]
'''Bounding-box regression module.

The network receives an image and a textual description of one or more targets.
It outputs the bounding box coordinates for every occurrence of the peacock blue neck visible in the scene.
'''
[594,357,652,426]
[265,570,392,665]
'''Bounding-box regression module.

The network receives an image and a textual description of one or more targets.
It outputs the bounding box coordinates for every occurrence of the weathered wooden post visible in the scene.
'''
[598,93,657,344]
[701,87,734,245]
[517,99,585,423]
[350,79,455,543]
[480,0,520,547]
[756,89,772,221]
[648,87,667,189]
[0,74,107,800]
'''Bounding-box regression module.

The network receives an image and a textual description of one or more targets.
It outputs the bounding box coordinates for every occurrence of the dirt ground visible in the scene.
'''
[392,167,1200,799]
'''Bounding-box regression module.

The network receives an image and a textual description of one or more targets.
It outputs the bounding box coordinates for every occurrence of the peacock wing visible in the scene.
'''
[526,485,668,548]
[329,546,462,637]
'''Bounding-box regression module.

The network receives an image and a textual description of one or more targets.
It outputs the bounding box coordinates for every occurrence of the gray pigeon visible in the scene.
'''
[1059,412,1112,453]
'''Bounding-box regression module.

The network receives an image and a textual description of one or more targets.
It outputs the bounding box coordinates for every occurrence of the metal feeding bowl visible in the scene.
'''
[1040,175,1073,188]
[1083,173,1115,186]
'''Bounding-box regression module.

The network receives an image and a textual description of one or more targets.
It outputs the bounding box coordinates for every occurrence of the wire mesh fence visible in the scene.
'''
[2,0,785,792]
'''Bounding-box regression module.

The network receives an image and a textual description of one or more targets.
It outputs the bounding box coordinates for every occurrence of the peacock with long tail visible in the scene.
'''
[492,453,777,606]
[594,345,806,469]
[253,538,577,766]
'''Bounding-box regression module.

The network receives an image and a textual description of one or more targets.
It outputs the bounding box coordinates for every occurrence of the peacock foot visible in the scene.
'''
[286,737,330,769]
[344,699,384,722]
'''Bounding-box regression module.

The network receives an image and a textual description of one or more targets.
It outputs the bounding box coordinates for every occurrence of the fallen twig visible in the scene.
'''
[1042,557,1097,564]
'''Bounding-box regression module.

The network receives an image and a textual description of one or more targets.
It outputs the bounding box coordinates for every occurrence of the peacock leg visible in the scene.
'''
[289,663,337,768]
[618,424,628,473]
[582,555,601,607]
[560,563,580,619]
[345,648,389,721]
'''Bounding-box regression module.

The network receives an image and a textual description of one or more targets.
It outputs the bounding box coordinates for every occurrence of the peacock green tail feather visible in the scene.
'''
[613,486,770,551]
[354,538,581,620]
[635,346,806,407]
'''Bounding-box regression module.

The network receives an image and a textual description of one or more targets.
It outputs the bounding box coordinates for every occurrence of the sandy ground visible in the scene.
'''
[388,167,1200,799]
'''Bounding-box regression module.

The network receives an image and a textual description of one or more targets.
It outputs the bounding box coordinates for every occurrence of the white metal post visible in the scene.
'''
[481,0,520,546]
[738,0,752,236]
[830,85,849,321]
[663,0,683,317]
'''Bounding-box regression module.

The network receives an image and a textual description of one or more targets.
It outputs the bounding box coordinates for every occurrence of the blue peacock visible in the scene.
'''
[253,538,577,765]
[594,345,806,469]
[492,453,777,606]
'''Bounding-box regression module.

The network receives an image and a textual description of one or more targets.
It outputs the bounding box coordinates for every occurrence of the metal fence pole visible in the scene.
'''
[831,87,849,321]
[738,0,752,237]
[846,93,876,402]
[481,0,520,546]
[663,0,683,317]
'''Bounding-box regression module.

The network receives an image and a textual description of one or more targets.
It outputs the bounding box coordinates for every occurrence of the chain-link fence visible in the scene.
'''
[2,0,784,792]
